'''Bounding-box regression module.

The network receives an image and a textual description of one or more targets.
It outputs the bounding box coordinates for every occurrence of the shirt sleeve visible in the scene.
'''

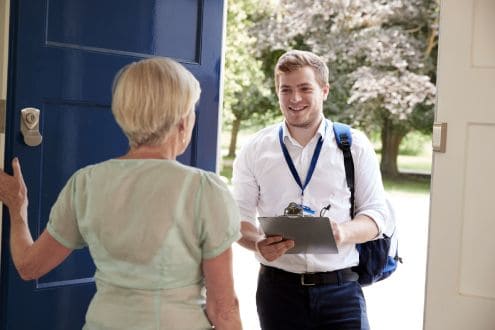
[352,130,392,237]
[198,172,241,259]
[231,141,260,225]
[46,172,87,249]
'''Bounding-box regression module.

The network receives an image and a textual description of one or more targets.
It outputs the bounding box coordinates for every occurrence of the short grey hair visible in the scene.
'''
[112,57,201,148]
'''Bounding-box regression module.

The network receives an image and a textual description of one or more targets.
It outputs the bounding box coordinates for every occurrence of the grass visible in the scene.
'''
[220,156,234,181]
[383,175,430,194]
[398,155,432,173]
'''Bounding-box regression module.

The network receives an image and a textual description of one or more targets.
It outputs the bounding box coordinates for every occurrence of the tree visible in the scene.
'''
[251,0,439,177]
[223,0,278,158]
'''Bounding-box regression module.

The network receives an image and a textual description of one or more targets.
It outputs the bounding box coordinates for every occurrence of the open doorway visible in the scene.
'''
[224,132,431,330]
[221,1,436,329]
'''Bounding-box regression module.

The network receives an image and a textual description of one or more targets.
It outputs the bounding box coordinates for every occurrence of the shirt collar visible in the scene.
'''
[282,114,328,145]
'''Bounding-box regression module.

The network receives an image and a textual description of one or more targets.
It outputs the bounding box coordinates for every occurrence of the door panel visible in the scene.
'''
[425,0,495,329]
[46,0,201,63]
[1,0,225,329]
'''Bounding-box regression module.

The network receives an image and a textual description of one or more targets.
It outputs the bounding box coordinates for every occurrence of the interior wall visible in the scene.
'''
[0,0,8,163]
[0,0,10,254]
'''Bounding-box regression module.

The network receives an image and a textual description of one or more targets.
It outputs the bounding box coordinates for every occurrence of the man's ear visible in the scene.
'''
[322,84,330,100]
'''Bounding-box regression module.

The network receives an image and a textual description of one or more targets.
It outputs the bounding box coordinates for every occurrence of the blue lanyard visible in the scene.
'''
[278,123,326,196]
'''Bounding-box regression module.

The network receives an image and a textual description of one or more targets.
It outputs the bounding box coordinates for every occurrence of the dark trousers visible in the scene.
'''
[256,266,370,330]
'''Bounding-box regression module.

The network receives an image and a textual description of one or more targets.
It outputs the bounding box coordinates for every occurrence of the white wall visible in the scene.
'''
[0,0,8,100]
[0,0,10,255]
[0,0,8,149]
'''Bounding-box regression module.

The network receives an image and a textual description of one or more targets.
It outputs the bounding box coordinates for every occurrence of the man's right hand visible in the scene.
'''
[256,236,295,262]
[238,221,295,261]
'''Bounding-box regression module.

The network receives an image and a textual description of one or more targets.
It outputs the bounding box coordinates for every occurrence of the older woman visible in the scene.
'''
[0,58,242,330]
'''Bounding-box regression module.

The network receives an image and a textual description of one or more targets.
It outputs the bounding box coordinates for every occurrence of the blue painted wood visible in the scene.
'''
[0,0,225,329]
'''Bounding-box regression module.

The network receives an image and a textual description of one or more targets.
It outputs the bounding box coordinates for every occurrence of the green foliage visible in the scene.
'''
[223,0,279,132]
[223,0,438,176]
[247,0,438,174]
[399,131,431,156]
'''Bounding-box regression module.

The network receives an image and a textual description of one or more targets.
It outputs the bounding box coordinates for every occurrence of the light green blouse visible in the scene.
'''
[47,159,241,330]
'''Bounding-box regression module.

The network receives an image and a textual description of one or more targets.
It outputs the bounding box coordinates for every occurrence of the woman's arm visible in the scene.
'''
[10,226,72,280]
[0,158,72,280]
[202,247,242,330]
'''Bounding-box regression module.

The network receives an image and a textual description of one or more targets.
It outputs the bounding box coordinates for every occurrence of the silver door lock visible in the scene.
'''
[20,107,43,147]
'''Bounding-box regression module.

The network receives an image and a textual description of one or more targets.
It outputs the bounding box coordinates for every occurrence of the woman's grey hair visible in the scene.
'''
[111,57,201,148]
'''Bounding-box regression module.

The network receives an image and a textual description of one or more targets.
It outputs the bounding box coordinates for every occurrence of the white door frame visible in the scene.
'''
[0,0,11,260]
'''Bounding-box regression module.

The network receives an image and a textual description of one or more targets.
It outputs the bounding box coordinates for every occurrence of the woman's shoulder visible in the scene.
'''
[151,161,230,192]
[70,159,197,181]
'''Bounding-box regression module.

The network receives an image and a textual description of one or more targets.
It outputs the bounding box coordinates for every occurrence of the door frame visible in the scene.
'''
[0,0,11,263]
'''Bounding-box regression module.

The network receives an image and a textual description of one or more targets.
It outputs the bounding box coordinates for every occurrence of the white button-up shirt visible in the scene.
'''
[232,117,391,273]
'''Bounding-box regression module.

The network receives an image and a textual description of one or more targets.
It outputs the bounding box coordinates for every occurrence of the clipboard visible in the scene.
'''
[258,216,338,254]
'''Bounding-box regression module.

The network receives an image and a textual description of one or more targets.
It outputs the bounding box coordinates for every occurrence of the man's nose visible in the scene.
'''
[290,91,302,102]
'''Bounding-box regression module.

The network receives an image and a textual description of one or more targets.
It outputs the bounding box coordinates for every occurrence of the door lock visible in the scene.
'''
[20,107,43,147]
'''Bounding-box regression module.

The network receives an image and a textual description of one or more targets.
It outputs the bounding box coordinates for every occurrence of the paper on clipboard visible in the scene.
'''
[258,216,338,254]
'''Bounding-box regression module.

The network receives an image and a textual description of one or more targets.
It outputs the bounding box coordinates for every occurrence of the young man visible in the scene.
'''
[232,50,391,330]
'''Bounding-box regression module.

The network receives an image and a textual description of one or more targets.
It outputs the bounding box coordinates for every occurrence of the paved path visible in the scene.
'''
[232,191,430,330]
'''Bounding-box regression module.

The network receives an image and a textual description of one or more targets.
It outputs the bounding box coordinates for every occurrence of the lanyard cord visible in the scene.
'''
[278,122,327,195]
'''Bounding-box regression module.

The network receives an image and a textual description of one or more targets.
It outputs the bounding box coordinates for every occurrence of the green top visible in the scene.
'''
[47,159,241,330]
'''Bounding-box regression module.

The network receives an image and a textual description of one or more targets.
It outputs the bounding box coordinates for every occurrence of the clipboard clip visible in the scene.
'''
[284,202,319,216]
[284,202,303,216]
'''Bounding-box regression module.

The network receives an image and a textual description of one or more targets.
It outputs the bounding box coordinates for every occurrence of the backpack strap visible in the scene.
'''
[332,122,355,218]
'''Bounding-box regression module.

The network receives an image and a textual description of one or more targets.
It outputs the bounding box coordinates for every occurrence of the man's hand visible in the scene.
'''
[330,221,346,245]
[256,236,295,262]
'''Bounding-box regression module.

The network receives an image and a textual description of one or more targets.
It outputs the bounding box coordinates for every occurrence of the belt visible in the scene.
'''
[259,264,359,286]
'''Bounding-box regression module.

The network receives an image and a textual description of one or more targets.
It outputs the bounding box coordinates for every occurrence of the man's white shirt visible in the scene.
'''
[232,116,392,273]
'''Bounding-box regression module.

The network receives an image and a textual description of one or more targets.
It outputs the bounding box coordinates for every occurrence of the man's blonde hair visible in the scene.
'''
[274,50,329,92]
[112,57,201,148]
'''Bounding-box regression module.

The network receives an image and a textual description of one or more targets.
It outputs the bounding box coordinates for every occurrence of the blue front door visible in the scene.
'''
[1,1,225,328]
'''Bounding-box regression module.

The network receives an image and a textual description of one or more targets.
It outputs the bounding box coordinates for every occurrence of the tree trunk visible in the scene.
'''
[380,116,407,178]
[227,117,242,158]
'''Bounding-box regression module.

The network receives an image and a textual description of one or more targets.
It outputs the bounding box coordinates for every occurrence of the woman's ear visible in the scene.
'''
[177,117,186,133]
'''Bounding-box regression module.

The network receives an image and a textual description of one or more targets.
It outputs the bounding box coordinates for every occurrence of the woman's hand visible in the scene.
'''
[0,158,28,218]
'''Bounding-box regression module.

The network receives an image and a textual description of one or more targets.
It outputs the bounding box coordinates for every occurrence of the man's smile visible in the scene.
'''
[288,105,308,112]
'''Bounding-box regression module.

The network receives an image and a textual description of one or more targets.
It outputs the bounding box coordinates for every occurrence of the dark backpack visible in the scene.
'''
[332,122,402,286]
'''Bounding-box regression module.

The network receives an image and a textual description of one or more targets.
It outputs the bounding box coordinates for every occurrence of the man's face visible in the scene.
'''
[277,66,329,129]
